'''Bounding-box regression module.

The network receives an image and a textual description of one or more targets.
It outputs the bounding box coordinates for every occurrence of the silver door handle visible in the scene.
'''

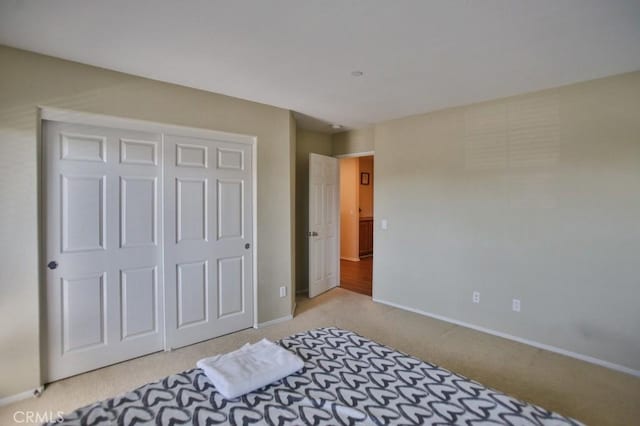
[307,231,318,237]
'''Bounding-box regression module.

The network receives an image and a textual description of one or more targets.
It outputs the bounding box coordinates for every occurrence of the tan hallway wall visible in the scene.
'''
[339,158,360,261]
[0,45,295,398]
[358,156,374,218]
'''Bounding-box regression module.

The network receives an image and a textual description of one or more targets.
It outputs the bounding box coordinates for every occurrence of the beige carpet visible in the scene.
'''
[1,288,638,425]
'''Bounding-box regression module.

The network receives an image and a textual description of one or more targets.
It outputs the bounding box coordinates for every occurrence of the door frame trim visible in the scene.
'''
[335,150,375,159]
[38,107,259,364]
[40,107,256,145]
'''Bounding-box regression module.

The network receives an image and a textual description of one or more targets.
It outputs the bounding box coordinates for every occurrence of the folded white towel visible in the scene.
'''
[196,339,304,399]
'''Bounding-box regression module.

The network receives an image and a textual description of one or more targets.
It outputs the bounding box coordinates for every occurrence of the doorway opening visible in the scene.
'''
[339,154,374,296]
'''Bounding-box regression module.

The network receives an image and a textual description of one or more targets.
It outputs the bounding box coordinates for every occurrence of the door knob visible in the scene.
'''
[307,231,318,237]
[47,261,58,270]
[244,243,250,249]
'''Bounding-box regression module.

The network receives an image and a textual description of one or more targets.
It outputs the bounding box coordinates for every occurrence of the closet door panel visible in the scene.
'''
[44,120,164,382]
[164,135,253,349]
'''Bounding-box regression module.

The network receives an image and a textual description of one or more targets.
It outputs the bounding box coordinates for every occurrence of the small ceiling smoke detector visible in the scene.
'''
[351,70,364,77]
[331,124,343,130]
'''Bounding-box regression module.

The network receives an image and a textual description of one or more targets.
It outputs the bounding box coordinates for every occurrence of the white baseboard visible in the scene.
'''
[255,314,293,329]
[373,297,640,378]
[340,257,360,262]
[0,386,44,407]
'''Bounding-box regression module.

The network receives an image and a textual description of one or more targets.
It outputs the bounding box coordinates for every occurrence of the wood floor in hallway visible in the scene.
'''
[340,256,372,296]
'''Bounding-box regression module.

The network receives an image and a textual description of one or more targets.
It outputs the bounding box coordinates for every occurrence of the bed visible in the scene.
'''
[48,327,582,425]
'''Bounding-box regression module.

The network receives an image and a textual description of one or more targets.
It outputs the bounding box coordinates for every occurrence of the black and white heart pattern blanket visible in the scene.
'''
[47,327,582,425]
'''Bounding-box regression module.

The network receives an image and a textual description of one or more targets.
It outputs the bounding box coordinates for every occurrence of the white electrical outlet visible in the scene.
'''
[279,286,287,298]
[512,299,521,312]
[381,219,388,230]
[472,291,480,304]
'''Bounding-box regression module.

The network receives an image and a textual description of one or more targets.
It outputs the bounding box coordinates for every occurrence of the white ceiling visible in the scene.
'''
[1,0,639,132]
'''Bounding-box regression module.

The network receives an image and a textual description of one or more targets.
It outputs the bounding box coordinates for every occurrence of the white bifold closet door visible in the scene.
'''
[44,120,165,381]
[44,119,253,382]
[163,134,253,349]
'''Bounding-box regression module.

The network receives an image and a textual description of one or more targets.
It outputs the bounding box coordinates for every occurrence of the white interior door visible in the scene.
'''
[308,153,339,298]
[164,134,254,349]
[44,120,164,381]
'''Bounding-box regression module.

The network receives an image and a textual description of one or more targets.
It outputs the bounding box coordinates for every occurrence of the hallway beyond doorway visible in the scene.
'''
[340,257,372,296]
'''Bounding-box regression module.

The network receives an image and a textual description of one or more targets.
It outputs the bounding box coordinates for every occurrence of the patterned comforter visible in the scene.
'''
[48,327,582,425]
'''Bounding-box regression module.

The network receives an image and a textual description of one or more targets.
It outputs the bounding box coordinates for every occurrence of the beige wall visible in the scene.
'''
[294,129,332,293]
[332,126,374,156]
[340,158,360,260]
[373,71,640,371]
[358,156,374,218]
[0,45,295,397]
